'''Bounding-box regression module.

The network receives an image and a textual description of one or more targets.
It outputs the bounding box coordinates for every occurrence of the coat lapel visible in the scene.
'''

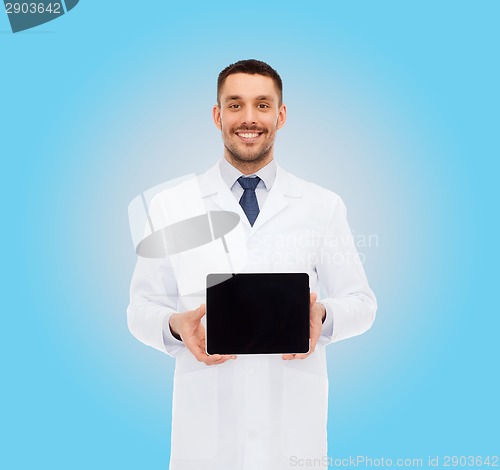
[197,161,302,232]
[197,162,249,227]
[252,164,302,231]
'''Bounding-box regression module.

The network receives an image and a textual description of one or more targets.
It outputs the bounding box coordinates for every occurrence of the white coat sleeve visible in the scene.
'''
[316,194,377,345]
[127,255,186,357]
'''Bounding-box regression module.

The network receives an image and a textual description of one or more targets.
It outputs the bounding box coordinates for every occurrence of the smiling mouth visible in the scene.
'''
[235,130,264,142]
[237,132,260,138]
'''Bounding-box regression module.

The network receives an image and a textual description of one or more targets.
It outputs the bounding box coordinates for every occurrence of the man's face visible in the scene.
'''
[213,73,286,169]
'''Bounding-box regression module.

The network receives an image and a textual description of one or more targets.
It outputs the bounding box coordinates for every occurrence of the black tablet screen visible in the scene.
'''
[206,273,310,355]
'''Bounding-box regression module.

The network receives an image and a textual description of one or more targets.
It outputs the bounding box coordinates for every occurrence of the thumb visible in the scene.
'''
[194,303,206,320]
[310,292,318,308]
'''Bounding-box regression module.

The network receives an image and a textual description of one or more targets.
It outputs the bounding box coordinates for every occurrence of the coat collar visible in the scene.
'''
[198,160,302,230]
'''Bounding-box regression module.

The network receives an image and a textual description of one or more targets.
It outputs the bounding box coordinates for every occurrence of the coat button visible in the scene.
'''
[248,368,256,376]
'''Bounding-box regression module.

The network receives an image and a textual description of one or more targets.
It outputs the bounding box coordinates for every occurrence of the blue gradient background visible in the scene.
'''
[1,1,498,468]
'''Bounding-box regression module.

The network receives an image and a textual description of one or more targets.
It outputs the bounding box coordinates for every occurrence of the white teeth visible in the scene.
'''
[238,132,259,138]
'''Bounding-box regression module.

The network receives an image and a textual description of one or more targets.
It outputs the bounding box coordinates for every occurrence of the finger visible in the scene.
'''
[198,323,206,339]
[195,349,227,366]
[205,354,233,366]
[204,354,222,365]
[218,355,237,364]
[193,303,206,321]
[210,354,236,362]
[307,338,317,356]
[193,350,211,363]
[191,345,211,363]
[285,354,309,360]
[310,291,318,308]
[184,336,210,362]
[283,340,315,360]
[293,353,310,360]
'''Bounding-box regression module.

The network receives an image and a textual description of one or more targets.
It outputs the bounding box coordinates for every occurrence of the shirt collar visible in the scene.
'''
[219,157,277,191]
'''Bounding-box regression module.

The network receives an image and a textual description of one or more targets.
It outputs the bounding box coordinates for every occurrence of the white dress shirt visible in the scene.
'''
[218,157,277,210]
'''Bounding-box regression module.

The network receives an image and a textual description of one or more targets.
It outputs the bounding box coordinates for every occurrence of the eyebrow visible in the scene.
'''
[256,95,274,101]
[225,95,242,102]
[224,95,275,102]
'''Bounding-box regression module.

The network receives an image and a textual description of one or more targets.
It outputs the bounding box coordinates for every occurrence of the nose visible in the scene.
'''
[241,107,258,126]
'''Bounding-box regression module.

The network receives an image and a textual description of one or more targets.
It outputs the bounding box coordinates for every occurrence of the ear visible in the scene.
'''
[276,104,287,130]
[212,104,222,130]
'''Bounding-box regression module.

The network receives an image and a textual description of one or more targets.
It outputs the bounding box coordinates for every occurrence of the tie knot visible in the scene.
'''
[238,176,261,191]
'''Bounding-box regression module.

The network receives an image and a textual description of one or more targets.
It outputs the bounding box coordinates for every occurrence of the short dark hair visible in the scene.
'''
[217,59,283,105]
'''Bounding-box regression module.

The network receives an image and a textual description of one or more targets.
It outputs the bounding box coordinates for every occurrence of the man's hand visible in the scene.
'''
[169,304,236,366]
[282,292,326,361]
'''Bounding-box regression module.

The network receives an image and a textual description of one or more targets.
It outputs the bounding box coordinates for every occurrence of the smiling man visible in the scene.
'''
[128,59,377,470]
[214,69,286,172]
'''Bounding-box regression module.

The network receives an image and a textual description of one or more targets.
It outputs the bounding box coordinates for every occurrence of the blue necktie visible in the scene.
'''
[238,176,261,226]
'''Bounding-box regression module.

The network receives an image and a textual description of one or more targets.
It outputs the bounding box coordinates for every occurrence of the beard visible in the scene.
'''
[224,140,273,165]
[222,125,276,167]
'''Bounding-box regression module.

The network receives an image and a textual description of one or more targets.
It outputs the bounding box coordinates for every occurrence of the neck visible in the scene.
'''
[224,150,274,175]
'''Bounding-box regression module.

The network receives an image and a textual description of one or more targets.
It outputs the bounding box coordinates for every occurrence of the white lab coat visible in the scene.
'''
[127,161,377,470]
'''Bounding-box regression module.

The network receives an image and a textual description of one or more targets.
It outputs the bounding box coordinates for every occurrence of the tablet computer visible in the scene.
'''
[206,273,310,355]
